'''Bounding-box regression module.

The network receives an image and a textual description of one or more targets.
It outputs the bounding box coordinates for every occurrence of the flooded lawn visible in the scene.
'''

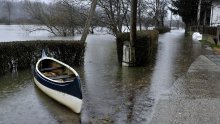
[0,28,211,123]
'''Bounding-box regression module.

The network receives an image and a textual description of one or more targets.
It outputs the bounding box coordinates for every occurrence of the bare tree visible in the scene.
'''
[4,0,13,25]
[146,0,169,28]
[24,1,58,35]
[97,0,130,37]
[137,0,149,30]
[160,0,168,27]
[23,0,86,36]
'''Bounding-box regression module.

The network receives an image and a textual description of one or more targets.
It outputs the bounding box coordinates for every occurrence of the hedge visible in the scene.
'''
[0,40,85,75]
[116,30,159,66]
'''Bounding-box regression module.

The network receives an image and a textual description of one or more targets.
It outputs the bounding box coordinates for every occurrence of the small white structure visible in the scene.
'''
[192,32,203,41]
[210,0,220,26]
[122,41,132,66]
[122,41,135,66]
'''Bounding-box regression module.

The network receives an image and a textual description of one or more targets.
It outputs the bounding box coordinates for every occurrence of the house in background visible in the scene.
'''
[210,0,220,26]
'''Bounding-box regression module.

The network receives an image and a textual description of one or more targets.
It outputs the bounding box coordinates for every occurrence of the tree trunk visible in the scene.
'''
[203,9,207,33]
[80,0,98,42]
[170,12,172,28]
[185,24,189,35]
[5,1,12,25]
[155,0,160,28]
[161,14,164,27]
[138,9,142,31]
[138,1,142,31]
[197,0,202,31]
[8,9,11,25]
[130,0,137,66]
[130,0,137,47]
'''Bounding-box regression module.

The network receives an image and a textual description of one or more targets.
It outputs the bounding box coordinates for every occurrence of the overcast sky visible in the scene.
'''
[19,0,54,3]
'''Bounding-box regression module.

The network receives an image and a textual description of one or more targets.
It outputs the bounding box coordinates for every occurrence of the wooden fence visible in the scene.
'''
[190,26,217,36]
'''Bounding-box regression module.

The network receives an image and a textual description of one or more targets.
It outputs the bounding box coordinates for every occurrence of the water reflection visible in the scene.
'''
[150,30,186,97]
[0,70,57,124]
[34,85,81,124]
[0,70,30,99]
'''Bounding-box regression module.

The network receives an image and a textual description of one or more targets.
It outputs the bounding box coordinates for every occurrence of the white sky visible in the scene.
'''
[11,0,180,21]
[14,0,54,4]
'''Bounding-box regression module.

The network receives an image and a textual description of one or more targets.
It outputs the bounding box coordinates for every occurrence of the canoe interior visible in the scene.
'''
[38,59,76,83]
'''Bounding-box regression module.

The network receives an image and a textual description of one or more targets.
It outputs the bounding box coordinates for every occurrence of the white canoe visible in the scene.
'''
[33,56,82,113]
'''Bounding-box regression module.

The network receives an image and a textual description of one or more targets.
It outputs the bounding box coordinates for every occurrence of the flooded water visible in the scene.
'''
[0,25,80,42]
[0,26,211,123]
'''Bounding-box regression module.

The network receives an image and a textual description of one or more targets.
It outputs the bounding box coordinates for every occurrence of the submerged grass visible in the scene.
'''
[200,39,220,54]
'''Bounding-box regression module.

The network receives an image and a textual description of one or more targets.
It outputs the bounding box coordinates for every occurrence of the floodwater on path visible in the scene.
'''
[0,29,211,124]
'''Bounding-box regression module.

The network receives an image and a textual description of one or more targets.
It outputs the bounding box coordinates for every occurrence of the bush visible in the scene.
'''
[154,27,171,34]
[116,30,159,66]
[0,40,85,75]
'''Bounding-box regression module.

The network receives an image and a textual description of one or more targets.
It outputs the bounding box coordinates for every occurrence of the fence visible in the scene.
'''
[190,26,217,36]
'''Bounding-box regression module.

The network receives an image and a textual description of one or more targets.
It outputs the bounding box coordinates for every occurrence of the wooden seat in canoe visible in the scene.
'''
[50,75,74,80]
[40,67,64,72]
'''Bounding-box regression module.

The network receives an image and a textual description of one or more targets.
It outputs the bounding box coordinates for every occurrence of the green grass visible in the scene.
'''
[200,39,220,48]
[214,44,220,48]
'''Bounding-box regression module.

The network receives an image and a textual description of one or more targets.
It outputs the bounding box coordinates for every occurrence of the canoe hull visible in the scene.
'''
[34,77,82,113]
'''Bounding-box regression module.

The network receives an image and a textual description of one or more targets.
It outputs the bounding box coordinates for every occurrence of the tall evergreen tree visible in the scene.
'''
[170,0,212,33]
[170,0,198,33]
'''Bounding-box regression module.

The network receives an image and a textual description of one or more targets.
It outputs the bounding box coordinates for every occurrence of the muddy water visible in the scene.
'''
[0,30,209,123]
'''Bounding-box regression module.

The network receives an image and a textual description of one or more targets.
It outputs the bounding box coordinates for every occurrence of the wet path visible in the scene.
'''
[150,55,220,124]
[0,30,211,123]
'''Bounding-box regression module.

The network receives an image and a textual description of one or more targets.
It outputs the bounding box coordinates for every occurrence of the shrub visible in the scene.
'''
[116,30,159,66]
[0,40,85,75]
